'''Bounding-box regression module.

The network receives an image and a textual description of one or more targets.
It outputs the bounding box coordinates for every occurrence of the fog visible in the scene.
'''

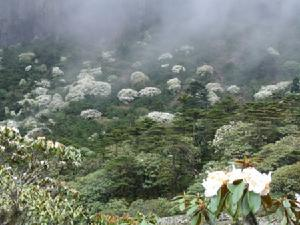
[1,0,300,76]
[1,0,300,46]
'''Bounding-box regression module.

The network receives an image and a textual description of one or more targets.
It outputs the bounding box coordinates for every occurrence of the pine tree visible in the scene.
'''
[291,77,300,93]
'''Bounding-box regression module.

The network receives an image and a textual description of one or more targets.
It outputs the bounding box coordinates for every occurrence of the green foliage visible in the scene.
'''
[291,77,300,93]
[91,213,157,225]
[0,127,84,224]
[271,162,300,195]
[101,199,129,216]
[176,162,300,225]
[256,135,300,171]
[128,198,176,217]
[2,30,300,222]
[71,169,114,214]
[211,121,258,159]
[181,81,209,109]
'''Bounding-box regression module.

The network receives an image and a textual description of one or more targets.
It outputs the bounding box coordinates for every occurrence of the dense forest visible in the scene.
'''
[0,1,300,224]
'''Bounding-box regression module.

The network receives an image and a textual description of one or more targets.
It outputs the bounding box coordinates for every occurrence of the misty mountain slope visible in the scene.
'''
[0,0,300,224]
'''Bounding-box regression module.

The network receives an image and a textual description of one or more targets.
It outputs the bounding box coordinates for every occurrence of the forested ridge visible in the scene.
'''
[0,1,300,224]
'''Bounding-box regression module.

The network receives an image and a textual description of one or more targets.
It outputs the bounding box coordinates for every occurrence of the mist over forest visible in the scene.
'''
[0,1,300,225]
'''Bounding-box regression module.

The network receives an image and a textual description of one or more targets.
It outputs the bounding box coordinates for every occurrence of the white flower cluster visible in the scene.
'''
[88,133,99,141]
[146,111,175,124]
[158,53,173,61]
[172,65,186,74]
[296,193,300,208]
[22,116,39,129]
[167,78,181,93]
[196,64,214,76]
[102,51,116,63]
[35,64,47,73]
[35,95,52,108]
[80,67,102,77]
[107,75,118,83]
[206,83,224,93]
[206,83,223,105]
[0,125,19,134]
[18,52,36,63]
[26,127,51,139]
[139,87,161,97]
[254,81,291,100]
[19,89,67,113]
[77,71,93,80]
[60,56,67,63]
[82,61,91,68]
[130,71,150,85]
[212,121,245,147]
[117,88,138,104]
[132,61,142,68]
[207,91,220,105]
[49,93,68,111]
[227,85,240,94]
[52,67,64,77]
[176,45,194,55]
[0,120,20,129]
[19,79,27,86]
[32,87,48,96]
[18,94,36,108]
[161,64,170,68]
[203,166,272,197]
[35,79,51,88]
[90,67,102,76]
[80,109,102,120]
[267,47,280,56]
[65,75,111,102]
[25,65,32,72]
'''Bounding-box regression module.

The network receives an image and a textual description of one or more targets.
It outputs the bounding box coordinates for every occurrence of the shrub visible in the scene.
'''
[128,198,175,217]
[271,162,300,195]
[256,135,300,171]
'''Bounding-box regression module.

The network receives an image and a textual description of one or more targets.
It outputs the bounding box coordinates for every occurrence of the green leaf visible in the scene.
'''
[207,211,217,225]
[228,182,246,204]
[241,194,251,217]
[179,202,186,211]
[247,191,261,214]
[225,194,237,216]
[280,216,288,225]
[187,205,199,216]
[283,199,291,208]
[191,213,202,225]
[276,207,285,219]
[208,191,221,214]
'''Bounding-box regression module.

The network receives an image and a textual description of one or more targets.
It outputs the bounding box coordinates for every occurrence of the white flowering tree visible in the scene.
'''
[212,121,256,159]
[176,159,300,225]
[0,126,85,224]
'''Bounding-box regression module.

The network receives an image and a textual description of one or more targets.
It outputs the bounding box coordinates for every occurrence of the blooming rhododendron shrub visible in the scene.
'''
[253,81,291,100]
[196,65,214,77]
[172,65,186,74]
[0,126,84,224]
[212,121,257,158]
[146,111,175,124]
[130,71,150,86]
[18,52,36,63]
[176,159,300,225]
[167,78,181,93]
[117,88,139,104]
[139,87,161,97]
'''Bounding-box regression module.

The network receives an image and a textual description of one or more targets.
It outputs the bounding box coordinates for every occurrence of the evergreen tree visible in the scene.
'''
[183,81,209,108]
[291,77,300,93]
